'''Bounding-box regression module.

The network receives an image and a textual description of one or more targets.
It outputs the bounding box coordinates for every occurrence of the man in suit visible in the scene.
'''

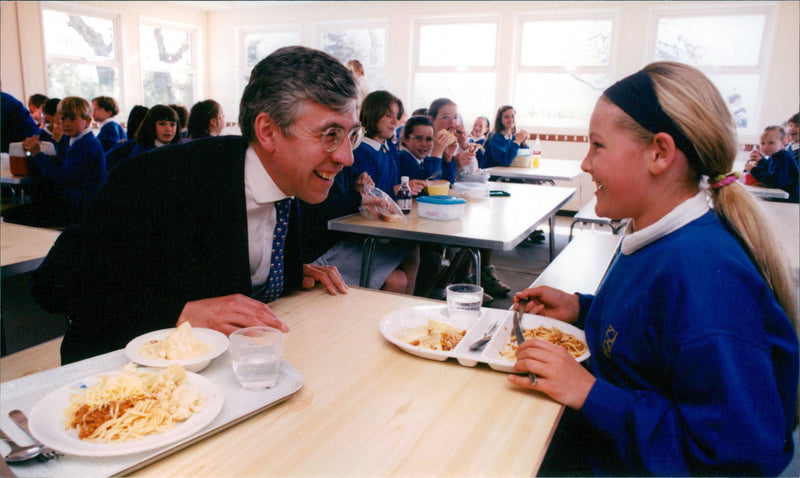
[31,46,361,364]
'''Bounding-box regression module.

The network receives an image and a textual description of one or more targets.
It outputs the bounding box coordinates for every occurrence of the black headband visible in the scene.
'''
[603,70,699,167]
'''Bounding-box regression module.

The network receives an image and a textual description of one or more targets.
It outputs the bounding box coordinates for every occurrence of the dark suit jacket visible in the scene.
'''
[31,136,304,364]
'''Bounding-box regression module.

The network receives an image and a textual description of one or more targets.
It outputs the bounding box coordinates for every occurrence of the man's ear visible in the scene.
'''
[649,132,678,176]
[253,112,278,153]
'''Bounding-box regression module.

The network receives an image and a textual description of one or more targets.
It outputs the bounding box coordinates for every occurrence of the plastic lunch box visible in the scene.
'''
[416,195,467,220]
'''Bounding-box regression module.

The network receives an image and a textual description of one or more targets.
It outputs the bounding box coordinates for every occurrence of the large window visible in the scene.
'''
[316,22,387,93]
[514,16,614,129]
[139,23,197,107]
[652,6,773,133]
[42,7,121,101]
[412,21,497,126]
[239,29,301,93]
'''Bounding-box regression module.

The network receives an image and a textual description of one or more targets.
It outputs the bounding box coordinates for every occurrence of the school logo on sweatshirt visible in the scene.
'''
[603,325,617,358]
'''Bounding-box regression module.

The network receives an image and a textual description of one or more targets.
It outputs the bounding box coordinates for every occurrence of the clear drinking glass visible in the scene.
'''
[446,283,483,319]
[229,326,284,390]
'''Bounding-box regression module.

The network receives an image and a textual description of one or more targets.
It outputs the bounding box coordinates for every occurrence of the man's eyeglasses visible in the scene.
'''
[435,114,460,122]
[304,125,365,152]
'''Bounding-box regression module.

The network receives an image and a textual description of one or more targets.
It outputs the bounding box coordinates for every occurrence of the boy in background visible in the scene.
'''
[746,125,799,202]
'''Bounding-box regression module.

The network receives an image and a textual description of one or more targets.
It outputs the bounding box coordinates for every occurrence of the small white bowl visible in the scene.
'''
[125,327,229,372]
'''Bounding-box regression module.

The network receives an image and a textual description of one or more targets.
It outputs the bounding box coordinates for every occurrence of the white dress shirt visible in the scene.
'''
[244,145,291,287]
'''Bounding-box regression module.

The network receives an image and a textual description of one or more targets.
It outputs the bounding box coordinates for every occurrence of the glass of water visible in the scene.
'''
[229,326,284,390]
[446,283,483,320]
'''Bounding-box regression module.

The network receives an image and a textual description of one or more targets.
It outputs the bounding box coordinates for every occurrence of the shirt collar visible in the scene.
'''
[244,145,290,204]
[620,190,710,255]
[362,137,384,151]
[400,144,425,163]
[69,128,91,146]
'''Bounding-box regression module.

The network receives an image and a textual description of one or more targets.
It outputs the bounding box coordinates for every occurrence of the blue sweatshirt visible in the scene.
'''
[96,121,127,152]
[396,149,444,182]
[352,138,399,198]
[483,132,527,167]
[750,148,799,202]
[574,210,798,476]
[32,131,106,213]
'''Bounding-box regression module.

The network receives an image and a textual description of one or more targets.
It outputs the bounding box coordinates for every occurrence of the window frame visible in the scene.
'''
[138,16,200,107]
[647,2,778,136]
[40,2,123,102]
[512,8,620,131]
[237,25,302,96]
[313,18,389,91]
[410,15,501,125]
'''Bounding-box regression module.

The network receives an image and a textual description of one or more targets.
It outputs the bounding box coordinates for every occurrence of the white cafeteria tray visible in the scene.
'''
[379,305,589,372]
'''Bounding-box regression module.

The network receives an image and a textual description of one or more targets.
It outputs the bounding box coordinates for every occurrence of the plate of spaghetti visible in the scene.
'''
[28,363,223,456]
[484,313,589,372]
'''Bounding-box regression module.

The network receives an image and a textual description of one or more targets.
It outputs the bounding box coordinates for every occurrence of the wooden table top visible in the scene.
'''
[488,159,585,182]
[330,181,575,251]
[0,220,60,276]
[1,287,563,476]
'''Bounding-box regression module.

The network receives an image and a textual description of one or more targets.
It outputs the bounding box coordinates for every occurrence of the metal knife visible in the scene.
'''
[514,300,538,385]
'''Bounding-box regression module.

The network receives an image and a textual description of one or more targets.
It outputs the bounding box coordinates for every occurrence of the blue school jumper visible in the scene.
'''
[352,138,399,198]
[96,120,127,152]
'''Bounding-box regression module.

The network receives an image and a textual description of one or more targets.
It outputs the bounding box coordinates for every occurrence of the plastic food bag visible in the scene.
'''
[358,183,405,222]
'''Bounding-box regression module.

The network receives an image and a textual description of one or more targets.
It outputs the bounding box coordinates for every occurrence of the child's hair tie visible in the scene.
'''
[710,171,740,189]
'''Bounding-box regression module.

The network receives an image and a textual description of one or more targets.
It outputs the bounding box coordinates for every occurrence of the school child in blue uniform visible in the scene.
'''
[396,115,453,183]
[483,105,530,167]
[130,105,179,157]
[747,125,799,202]
[92,96,126,152]
[5,97,106,227]
[510,62,799,476]
[352,91,425,198]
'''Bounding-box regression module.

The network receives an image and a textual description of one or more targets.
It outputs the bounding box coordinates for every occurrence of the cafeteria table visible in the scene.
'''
[329,181,576,287]
[1,286,565,477]
[742,183,791,200]
[0,220,61,278]
[1,165,34,206]
[488,159,585,185]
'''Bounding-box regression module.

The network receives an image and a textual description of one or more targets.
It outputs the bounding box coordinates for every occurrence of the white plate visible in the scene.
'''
[482,313,589,373]
[28,369,223,457]
[380,305,589,371]
[379,305,483,363]
[125,327,229,372]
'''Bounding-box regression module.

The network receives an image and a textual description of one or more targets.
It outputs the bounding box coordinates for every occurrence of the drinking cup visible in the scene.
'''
[229,326,284,390]
[446,283,483,319]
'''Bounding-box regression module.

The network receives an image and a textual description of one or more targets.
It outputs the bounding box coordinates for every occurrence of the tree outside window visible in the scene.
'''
[319,25,386,92]
[140,24,195,107]
[42,9,120,101]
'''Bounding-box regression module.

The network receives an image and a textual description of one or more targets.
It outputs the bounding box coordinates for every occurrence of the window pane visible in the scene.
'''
[42,9,116,60]
[419,24,496,67]
[321,27,385,68]
[245,32,301,69]
[140,25,193,68]
[142,71,193,106]
[709,74,760,129]
[521,20,611,66]
[413,73,496,128]
[46,63,119,100]
[515,73,610,127]
[655,15,765,66]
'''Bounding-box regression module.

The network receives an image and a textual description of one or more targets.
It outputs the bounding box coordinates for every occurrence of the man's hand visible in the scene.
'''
[302,263,349,295]
[177,293,288,336]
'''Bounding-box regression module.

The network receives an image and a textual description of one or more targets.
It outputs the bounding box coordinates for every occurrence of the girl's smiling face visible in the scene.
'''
[374,103,400,141]
[501,109,516,132]
[581,98,653,224]
[471,117,488,138]
[155,120,177,143]
[405,124,434,160]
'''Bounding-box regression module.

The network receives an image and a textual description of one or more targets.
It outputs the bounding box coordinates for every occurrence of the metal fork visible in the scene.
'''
[8,411,61,460]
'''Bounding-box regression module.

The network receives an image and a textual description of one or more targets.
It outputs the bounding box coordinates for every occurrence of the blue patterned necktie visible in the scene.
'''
[257,198,290,303]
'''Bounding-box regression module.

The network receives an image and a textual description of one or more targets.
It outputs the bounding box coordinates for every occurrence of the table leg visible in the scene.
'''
[467,248,481,287]
[359,237,377,287]
[548,215,556,261]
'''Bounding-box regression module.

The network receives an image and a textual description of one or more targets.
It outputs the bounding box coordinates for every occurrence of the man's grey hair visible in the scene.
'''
[239,46,358,142]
